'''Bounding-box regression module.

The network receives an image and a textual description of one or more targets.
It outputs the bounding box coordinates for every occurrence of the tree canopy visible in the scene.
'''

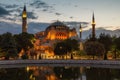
[0,32,18,59]
[54,42,68,55]
[98,33,112,59]
[54,39,79,55]
[98,33,112,52]
[14,32,34,53]
[84,41,105,59]
[114,37,120,50]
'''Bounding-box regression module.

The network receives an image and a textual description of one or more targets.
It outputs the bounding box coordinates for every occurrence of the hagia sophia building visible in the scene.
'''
[21,5,95,59]
[34,21,77,57]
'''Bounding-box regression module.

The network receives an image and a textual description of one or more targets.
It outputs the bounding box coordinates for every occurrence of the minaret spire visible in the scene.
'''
[92,12,95,24]
[22,4,27,33]
[91,12,96,40]
[79,23,82,40]
[79,23,83,50]
[23,5,26,12]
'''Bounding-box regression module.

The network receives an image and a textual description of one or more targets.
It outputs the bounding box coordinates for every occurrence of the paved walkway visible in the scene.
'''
[0,60,120,69]
[0,59,120,65]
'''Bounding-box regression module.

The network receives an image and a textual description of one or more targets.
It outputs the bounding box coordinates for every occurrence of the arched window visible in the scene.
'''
[56,32,67,40]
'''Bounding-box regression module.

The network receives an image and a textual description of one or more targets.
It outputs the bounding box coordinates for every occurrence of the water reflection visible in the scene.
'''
[27,66,58,80]
[0,65,120,80]
[86,68,120,80]
[0,68,29,80]
[54,67,80,80]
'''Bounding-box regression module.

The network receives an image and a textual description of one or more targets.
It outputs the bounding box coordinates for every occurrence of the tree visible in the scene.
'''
[54,39,79,57]
[54,42,68,55]
[87,34,97,42]
[114,37,120,50]
[64,39,79,52]
[98,33,112,60]
[114,37,120,59]
[84,41,105,59]
[14,32,34,54]
[0,32,18,59]
[0,48,5,58]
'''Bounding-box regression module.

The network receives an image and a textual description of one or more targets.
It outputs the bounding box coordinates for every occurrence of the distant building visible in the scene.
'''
[34,21,78,57]
[20,5,96,59]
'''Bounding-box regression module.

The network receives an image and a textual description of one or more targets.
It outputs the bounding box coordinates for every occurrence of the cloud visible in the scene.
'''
[0,3,38,22]
[55,13,61,16]
[64,21,89,28]
[27,12,38,19]
[0,4,19,21]
[42,9,47,12]
[19,11,37,19]
[74,5,78,7]
[5,4,19,9]
[30,0,46,8]
[0,3,19,14]
[70,16,74,19]
[0,6,9,16]
[97,26,120,31]
[30,0,54,12]
[30,0,45,6]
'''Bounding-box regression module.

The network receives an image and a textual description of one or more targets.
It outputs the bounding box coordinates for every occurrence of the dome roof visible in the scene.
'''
[50,21,65,26]
[45,21,68,31]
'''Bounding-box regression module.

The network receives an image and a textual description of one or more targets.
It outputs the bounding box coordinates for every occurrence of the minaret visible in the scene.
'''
[22,5,27,33]
[79,23,83,50]
[91,12,96,40]
[79,23,82,40]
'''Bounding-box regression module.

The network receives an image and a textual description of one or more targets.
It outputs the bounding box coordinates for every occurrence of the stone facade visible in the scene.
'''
[34,21,77,57]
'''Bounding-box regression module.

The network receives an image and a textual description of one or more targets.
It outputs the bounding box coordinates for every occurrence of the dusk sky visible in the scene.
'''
[0,0,120,31]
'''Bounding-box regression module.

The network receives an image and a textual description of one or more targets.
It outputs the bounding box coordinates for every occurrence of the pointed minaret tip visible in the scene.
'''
[91,11,96,40]
[23,4,26,11]
[92,12,95,25]
[80,23,81,28]
[22,4,27,18]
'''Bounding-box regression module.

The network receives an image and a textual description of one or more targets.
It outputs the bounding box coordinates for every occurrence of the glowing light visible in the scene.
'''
[79,29,82,32]
[60,74,62,78]
[92,22,96,25]
[22,12,27,18]
[26,67,30,72]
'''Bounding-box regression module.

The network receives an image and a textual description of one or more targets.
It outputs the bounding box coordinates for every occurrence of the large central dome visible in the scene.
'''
[45,20,68,31]
[44,20,77,40]
[50,20,65,26]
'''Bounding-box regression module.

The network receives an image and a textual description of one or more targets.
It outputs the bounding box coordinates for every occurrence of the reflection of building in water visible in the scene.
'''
[34,21,78,58]
[27,66,59,80]
[54,67,81,80]
[27,66,85,80]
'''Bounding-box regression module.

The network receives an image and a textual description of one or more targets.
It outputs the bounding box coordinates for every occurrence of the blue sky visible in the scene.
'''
[0,0,120,30]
